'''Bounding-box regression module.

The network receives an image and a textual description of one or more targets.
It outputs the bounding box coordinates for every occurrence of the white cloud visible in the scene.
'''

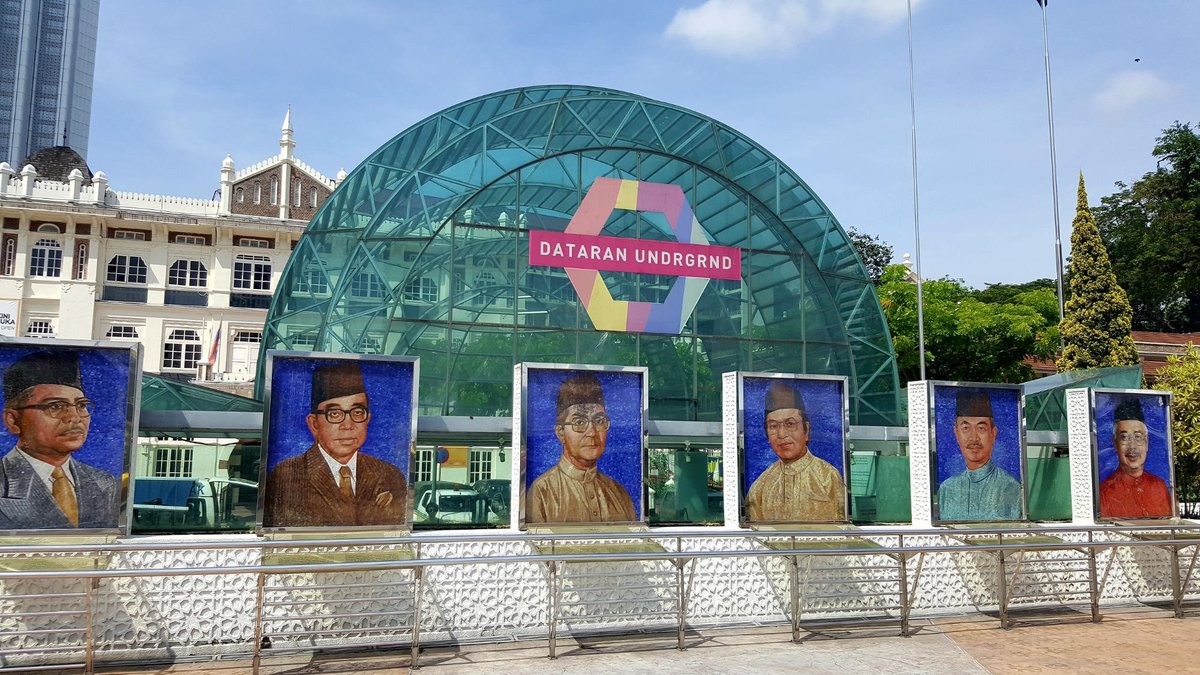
[664,0,917,59]
[1092,70,1174,116]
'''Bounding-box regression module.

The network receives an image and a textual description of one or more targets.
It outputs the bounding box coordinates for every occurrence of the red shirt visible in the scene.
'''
[1098,470,1172,518]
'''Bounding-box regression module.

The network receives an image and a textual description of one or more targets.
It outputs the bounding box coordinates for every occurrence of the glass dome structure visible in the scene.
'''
[261,85,901,425]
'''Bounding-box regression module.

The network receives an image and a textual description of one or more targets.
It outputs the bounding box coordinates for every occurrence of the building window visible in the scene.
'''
[113,230,147,241]
[254,182,262,204]
[106,255,147,284]
[29,239,62,277]
[351,272,385,298]
[36,223,62,234]
[288,332,317,349]
[293,179,301,207]
[168,260,207,287]
[296,266,328,294]
[236,237,270,249]
[233,330,262,344]
[309,188,318,208]
[163,329,202,370]
[74,241,88,280]
[153,447,193,477]
[2,235,15,275]
[412,448,434,482]
[403,277,438,303]
[235,188,244,203]
[362,335,382,354]
[105,325,139,339]
[173,234,205,246]
[469,448,493,484]
[270,176,278,206]
[25,320,54,337]
[233,255,271,291]
[474,270,498,287]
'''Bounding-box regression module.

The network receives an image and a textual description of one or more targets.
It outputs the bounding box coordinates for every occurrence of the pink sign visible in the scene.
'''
[529,230,741,281]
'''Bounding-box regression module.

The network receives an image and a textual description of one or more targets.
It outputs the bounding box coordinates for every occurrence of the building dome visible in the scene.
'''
[20,145,93,184]
[261,85,901,425]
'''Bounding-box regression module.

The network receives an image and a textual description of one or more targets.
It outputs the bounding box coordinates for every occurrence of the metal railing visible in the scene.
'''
[0,522,1197,673]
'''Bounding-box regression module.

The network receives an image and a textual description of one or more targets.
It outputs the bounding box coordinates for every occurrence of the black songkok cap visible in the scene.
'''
[556,373,605,420]
[310,362,366,412]
[764,381,808,418]
[1114,396,1145,424]
[956,388,993,419]
[4,351,83,403]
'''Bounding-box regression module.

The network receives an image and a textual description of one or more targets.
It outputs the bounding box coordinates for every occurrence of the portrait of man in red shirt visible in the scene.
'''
[1098,396,1173,519]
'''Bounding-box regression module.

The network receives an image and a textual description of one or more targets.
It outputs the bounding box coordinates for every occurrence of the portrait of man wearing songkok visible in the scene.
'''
[745,381,846,522]
[264,361,408,528]
[1098,396,1172,519]
[936,387,1022,521]
[0,350,119,530]
[526,372,636,524]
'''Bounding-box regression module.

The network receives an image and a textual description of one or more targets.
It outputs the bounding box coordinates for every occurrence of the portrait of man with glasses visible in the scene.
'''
[0,350,119,529]
[744,379,846,523]
[1098,395,1173,519]
[263,360,409,528]
[526,372,636,524]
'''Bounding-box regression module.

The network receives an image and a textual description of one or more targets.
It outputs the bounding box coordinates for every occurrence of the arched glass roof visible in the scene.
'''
[261,85,901,425]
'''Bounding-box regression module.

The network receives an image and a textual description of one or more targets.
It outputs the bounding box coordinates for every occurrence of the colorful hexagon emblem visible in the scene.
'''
[529,178,741,334]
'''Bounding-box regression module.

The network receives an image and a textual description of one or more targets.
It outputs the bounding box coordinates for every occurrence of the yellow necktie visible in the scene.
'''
[50,466,79,526]
[339,466,353,498]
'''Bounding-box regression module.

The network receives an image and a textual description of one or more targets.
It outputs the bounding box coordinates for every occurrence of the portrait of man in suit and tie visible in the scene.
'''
[263,358,413,529]
[0,350,120,530]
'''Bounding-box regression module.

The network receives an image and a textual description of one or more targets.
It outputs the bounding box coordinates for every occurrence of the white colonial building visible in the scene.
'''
[0,112,343,397]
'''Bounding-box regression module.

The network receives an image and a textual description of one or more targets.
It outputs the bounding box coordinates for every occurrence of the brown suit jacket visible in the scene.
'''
[263,444,407,528]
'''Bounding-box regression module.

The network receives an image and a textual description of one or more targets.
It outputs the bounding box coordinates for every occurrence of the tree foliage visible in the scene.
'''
[1057,174,1139,372]
[847,227,894,285]
[1095,122,1200,331]
[877,265,1059,384]
[1152,344,1200,518]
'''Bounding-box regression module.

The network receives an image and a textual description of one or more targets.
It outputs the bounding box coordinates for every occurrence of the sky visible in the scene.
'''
[87,0,1200,289]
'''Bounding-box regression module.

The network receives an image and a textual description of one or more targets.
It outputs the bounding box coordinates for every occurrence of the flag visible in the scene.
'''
[208,326,222,366]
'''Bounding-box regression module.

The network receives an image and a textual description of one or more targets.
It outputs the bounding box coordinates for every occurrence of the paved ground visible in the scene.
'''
[84,605,1199,674]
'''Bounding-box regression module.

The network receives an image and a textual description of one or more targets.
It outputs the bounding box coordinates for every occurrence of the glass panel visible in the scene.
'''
[411,444,510,529]
[846,438,911,524]
[1027,444,1072,521]
[129,438,261,534]
[647,446,723,525]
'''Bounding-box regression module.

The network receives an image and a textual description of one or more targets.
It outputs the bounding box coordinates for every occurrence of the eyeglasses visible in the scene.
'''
[315,406,369,424]
[766,418,805,435]
[560,414,610,434]
[1116,431,1148,446]
[14,400,95,419]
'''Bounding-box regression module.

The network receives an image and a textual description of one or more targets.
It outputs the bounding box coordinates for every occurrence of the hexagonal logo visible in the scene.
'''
[529,178,741,334]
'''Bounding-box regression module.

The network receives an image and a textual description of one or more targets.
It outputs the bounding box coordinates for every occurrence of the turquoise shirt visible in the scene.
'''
[937,461,1022,521]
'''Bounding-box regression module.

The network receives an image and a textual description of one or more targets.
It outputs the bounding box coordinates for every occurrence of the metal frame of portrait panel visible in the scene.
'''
[929,381,1027,525]
[257,350,418,534]
[735,372,850,527]
[0,338,141,536]
[515,362,648,530]
[1090,387,1177,521]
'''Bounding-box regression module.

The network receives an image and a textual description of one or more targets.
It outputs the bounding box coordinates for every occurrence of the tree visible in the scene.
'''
[877,265,1058,384]
[1057,174,1139,372]
[1095,122,1200,331]
[1152,344,1200,518]
[847,227,894,285]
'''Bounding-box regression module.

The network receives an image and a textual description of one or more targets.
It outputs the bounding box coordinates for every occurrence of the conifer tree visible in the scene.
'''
[1057,174,1139,371]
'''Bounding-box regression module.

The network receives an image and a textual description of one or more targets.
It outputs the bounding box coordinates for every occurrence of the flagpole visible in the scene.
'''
[1040,0,1066,320]
[907,0,927,381]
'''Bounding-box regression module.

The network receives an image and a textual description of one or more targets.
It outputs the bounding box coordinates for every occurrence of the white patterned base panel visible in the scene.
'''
[0,530,1196,668]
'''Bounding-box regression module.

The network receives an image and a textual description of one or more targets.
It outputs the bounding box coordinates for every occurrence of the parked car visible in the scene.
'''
[471,479,511,521]
[413,481,489,524]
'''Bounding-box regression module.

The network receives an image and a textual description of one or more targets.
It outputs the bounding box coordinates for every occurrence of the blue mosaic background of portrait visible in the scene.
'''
[266,355,414,476]
[741,376,846,497]
[524,367,643,519]
[1094,391,1173,494]
[934,384,1023,486]
[0,344,134,478]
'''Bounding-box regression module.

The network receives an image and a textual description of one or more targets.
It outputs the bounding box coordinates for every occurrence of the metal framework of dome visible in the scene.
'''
[261,85,901,425]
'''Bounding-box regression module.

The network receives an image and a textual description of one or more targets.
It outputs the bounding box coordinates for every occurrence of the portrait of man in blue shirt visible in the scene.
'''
[937,388,1022,521]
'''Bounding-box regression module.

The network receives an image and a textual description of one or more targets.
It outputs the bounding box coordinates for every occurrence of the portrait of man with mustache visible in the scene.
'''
[936,387,1022,521]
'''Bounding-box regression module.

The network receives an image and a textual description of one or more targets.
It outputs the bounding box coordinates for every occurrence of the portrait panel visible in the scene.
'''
[519,364,645,526]
[932,382,1025,523]
[738,373,849,525]
[260,352,417,532]
[0,340,139,533]
[1092,389,1175,520]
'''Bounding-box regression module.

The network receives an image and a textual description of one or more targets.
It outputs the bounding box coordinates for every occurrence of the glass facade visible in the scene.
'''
[261,86,901,427]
